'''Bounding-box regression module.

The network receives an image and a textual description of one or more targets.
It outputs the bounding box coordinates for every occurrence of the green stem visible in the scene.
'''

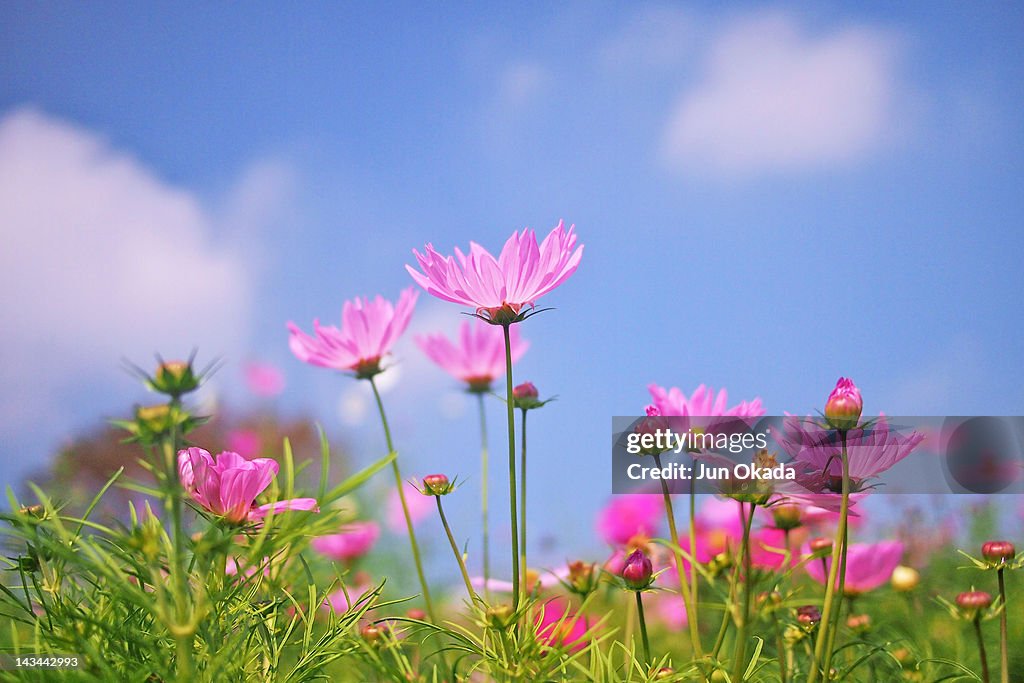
[476,393,491,602]
[774,611,788,683]
[689,483,700,632]
[821,436,851,681]
[501,324,521,612]
[519,407,528,595]
[436,496,478,603]
[653,454,704,664]
[368,376,436,622]
[164,406,193,683]
[998,568,1008,683]
[975,616,991,683]
[635,591,652,666]
[731,502,756,683]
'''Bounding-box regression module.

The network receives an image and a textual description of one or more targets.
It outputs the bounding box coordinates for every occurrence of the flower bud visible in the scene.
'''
[567,560,598,596]
[150,360,200,397]
[360,623,385,644]
[420,474,453,496]
[796,605,821,627]
[513,382,538,400]
[809,537,833,556]
[621,549,654,591]
[406,608,426,621]
[771,503,803,531]
[824,377,862,431]
[486,603,515,629]
[633,406,671,455]
[846,613,871,634]
[956,590,992,611]
[654,667,675,680]
[891,565,920,592]
[981,540,1015,565]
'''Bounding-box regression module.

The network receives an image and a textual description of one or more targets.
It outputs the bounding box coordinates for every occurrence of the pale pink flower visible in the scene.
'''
[415,320,528,391]
[406,221,583,324]
[311,521,380,562]
[596,494,662,546]
[647,383,764,420]
[777,415,924,492]
[534,597,590,653]
[386,482,433,532]
[805,540,904,595]
[288,288,418,378]
[177,447,318,523]
[226,429,261,459]
[243,361,285,397]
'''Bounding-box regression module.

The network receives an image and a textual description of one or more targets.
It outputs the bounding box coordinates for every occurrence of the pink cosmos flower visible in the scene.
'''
[777,415,924,493]
[311,521,381,562]
[321,582,372,613]
[648,384,764,420]
[534,597,590,653]
[406,221,583,324]
[287,288,418,378]
[177,447,318,523]
[226,429,261,459]
[386,482,433,532]
[596,494,662,546]
[243,361,285,397]
[415,320,528,392]
[805,540,904,595]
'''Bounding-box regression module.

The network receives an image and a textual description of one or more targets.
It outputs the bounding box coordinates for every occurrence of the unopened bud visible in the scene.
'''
[956,590,992,614]
[846,613,871,634]
[982,540,1015,565]
[824,377,862,431]
[420,474,453,496]
[796,605,821,627]
[809,537,833,556]
[891,565,920,592]
[486,603,514,629]
[360,623,385,644]
[621,549,654,591]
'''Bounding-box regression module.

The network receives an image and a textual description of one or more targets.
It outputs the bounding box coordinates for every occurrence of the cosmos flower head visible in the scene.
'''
[415,320,528,392]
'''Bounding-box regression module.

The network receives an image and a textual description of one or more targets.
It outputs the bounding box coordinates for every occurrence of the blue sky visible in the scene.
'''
[2,2,1022,572]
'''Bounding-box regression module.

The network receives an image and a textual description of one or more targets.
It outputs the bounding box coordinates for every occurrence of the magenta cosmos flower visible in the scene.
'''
[648,383,764,420]
[534,597,590,653]
[805,540,904,595]
[311,521,380,562]
[287,287,417,379]
[596,494,662,546]
[177,448,318,523]
[406,221,583,324]
[415,320,528,392]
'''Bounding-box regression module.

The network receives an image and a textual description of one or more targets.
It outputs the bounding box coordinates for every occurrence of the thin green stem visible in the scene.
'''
[689,483,700,632]
[436,496,479,603]
[635,591,652,666]
[368,376,436,622]
[997,568,1008,683]
[974,616,991,683]
[519,407,528,595]
[820,435,851,682]
[652,454,704,664]
[476,393,491,602]
[501,324,521,612]
[807,432,851,683]
[731,502,756,683]
[164,405,193,683]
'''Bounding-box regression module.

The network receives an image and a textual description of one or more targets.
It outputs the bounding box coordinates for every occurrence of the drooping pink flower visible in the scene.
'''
[177,447,319,523]
[288,288,418,378]
[805,540,904,595]
[311,521,381,562]
[534,597,590,653]
[596,494,662,546]
[243,361,286,397]
[386,482,433,532]
[415,320,528,392]
[777,415,924,493]
[406,221,583,324]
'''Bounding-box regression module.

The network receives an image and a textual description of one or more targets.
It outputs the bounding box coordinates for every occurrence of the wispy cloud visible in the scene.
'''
[0,108,288,468]
[662,12,906,177]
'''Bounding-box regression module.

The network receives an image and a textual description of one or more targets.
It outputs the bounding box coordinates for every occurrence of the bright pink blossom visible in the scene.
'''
[243,361,285,397]
[311,521,380,562]
[596,494,662,546]
[415,320,528,391]
[647,383,764,420]
[805,540,904,595]
[288,288,418,378]
[407,221,583,323]
[177,447,318,523]
[534,598,590,653]
[226,429,261,459]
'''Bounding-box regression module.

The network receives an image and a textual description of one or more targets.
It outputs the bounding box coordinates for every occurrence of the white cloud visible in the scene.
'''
[662,12,905,176]
[0,108,285,456]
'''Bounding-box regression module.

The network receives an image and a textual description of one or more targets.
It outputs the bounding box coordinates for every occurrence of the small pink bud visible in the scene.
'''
[956,590,992,611]
[797,605,821,626]
[809,537,833,555]
[771,504,803,531]
[513,382,538,400]
[406,608,426,621]
[824,377,863,431]
[360,623,384,644]
[981,540,1015,564]
[421,474,451,496]
[621,549,653,591]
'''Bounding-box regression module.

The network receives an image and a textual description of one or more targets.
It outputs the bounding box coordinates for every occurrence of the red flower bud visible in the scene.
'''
[956,591,993,611]
[421,474,452,496]
[621,549,654,591]
[824,377,862,431]
[513,381,539,400]
[360,623,385,644]
[981,540,1015,564]
[797,605,821,626]
[809,537,833,555]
